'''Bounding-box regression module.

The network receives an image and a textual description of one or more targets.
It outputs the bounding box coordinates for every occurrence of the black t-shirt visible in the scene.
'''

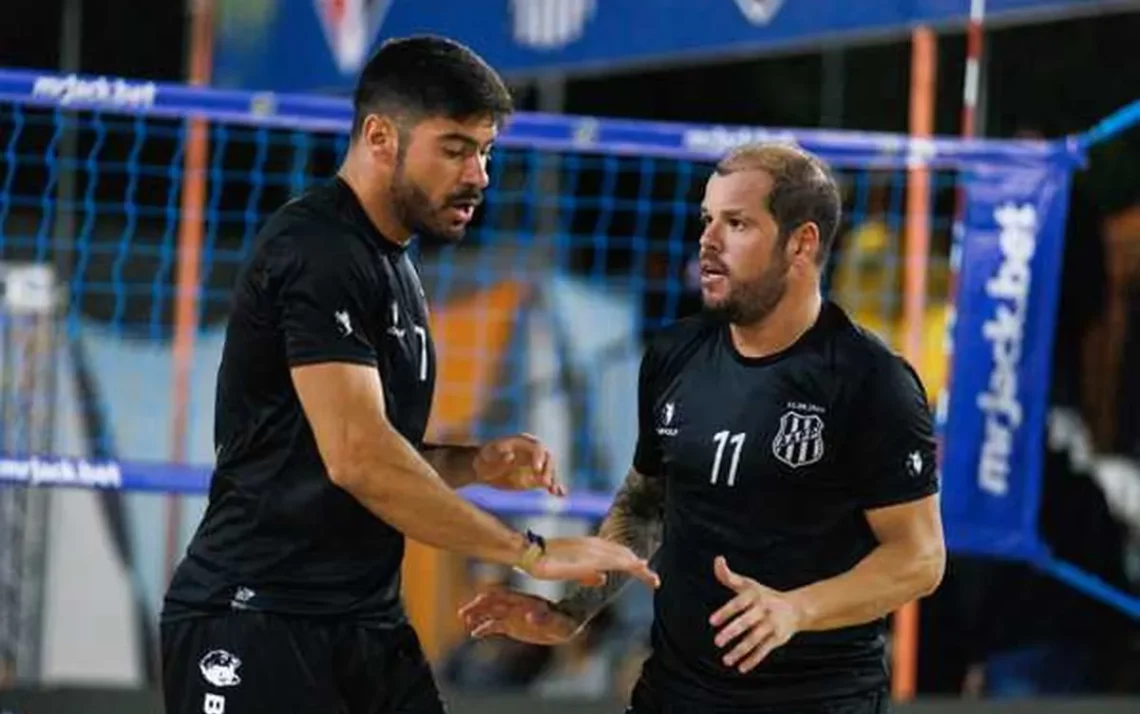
[633,301,939,708]
[162,178,436,626]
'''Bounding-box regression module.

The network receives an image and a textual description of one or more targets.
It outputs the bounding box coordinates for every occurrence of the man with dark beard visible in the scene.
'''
[459,143,946,713]
[160,35,658,714]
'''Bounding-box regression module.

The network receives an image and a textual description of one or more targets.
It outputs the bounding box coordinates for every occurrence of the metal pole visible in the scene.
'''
[894,23,938,704]
[165,0,214,589]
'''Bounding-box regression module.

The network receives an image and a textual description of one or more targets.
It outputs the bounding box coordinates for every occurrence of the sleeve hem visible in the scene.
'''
[286,353,379,369]
[632,455,664,479]
[859,481,939,511]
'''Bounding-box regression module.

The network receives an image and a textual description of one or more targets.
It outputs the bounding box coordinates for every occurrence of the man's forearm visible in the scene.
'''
[555,468,664,627]
[787,541,944,632]
[337,432,525,565]
[420,443,480,489]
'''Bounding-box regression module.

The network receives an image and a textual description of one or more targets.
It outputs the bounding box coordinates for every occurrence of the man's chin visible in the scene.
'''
[413,220,468,244]
[436,224,468,243]
[701,290,730,314]
[701,298,733,322]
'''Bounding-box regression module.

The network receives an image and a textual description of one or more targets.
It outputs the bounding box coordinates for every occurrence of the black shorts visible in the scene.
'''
[625,676,890,714]
[161,613,446,714]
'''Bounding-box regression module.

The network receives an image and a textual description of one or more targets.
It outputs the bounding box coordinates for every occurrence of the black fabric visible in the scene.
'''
[625,675,890,714]
[160,614,446,714]
[629,301,938,708]
[163,177,436,626]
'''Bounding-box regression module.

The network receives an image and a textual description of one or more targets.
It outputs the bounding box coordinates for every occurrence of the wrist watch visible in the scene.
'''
[516,529,546,573]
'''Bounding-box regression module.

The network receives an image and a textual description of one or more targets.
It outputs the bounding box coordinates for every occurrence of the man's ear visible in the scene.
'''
[788,222,822,265]
[359,114,401,165]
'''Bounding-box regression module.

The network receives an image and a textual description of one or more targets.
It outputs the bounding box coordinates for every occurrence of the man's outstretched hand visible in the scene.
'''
[709,555,802,673]
[527,537,660,589]
[459,590,581,645]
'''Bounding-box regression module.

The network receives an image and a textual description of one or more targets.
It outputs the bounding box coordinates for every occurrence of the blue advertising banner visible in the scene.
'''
[939,156,1075,561]
[212,0,1130,92]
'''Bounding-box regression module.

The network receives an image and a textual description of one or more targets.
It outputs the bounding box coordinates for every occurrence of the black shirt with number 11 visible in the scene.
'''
[632,301,939,708]
[162,177,436,627]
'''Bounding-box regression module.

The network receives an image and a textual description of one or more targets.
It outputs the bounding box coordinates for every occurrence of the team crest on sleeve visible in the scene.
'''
[772,410,825,468]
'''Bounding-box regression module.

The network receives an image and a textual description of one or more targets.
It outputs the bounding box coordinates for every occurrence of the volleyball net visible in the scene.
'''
[0,66,1138,683]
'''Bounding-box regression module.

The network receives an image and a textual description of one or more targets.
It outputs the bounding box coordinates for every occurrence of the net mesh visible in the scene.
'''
[0,100,958,473]
[0,75,969,681]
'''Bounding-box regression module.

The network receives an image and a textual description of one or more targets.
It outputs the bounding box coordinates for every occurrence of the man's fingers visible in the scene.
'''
[736,636,780,673]
[714,555,746,591]
[459,604,494,628]
[457,592,491,619]
[538,451,566,496]
[589,540,659,587]
[629,560,661,588]
[709,591,753,627]
[457,591,519,621]
[494,440,515,462]
[722,626,775,669]
[714,605,767,648]
[471,620,505,638]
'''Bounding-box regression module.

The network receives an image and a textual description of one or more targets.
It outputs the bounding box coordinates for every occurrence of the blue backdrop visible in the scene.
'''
[212,0,1124,92]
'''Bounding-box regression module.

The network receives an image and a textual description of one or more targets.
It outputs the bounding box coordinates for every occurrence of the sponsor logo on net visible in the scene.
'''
[976,203,1037,498]
[683,125,800,155]
[32,73,156,110]
[0,455,122,489]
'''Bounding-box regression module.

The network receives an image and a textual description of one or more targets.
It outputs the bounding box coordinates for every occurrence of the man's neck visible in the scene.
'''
[337,156,412,246]
[729,288,822,359]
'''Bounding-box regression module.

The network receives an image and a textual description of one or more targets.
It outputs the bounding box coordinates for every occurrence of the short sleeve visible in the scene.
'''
[632,344,664,477]
[849,356,940,509]
[269,234,379,367]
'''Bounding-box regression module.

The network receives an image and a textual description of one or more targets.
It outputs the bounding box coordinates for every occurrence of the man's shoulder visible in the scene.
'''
[642,314,719,373]
[822,302,928,401]
[815,302,904,369]
[254,185,371,264]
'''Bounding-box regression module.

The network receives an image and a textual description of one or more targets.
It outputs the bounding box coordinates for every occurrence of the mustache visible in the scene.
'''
[446,188,483,206]
[699,252,728,274]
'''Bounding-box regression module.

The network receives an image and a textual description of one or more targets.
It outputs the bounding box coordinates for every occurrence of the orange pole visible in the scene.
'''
[893,24,936,703]
[164,0,214,586]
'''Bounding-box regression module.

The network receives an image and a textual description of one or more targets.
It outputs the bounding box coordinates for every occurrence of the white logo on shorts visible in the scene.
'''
[199,649,242,688]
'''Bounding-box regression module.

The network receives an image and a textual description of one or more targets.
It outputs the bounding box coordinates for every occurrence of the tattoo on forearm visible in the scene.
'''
[555,468,664,625]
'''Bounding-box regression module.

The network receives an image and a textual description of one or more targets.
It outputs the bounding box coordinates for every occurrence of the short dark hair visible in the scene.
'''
[714,143,842,266]
[351,35,514,138]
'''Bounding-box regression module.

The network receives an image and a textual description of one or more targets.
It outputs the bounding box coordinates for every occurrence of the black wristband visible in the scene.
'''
[524,529,547,554]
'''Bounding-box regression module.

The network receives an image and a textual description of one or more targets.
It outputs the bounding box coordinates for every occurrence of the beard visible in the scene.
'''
[702,249,790,326]
[390,157,482,243]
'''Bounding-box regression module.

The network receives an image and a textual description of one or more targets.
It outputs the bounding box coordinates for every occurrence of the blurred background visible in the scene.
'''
[2,1,1140,713]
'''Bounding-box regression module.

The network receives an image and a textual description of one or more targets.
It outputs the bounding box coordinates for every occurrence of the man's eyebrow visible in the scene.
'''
[702,207,749,218]
[437,132,493,150]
